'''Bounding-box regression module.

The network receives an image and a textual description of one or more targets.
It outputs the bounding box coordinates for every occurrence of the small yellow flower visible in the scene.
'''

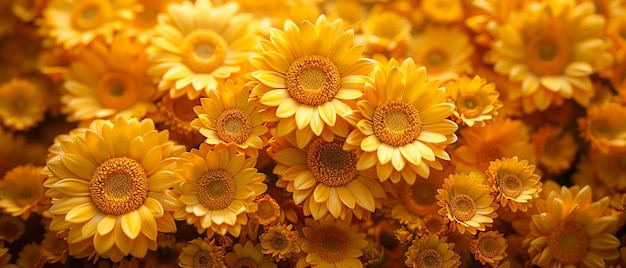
[361,5,411,53]
[404,234,460,268]
[470,231,507,267]
[249,194,281,226]
[301,215,368,267]
[41,230,69,264]
[487,157,542,212]
[0,78,47,131]
[531,125,578,174]
[589,146,626,192]
[16,242,44,268]
[446,75,502,127]
[178,238,227,268]
[0,165,47,220]
[420,0,464,24]
[225,241,276,268]
[579,102,626,153]
[259,223,300,261]
[0,215,25,243]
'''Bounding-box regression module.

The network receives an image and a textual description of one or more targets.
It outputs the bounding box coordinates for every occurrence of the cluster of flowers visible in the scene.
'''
[0,0,626,267]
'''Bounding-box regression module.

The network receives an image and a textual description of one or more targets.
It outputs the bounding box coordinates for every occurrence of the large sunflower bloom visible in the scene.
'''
[171,143,268,237]
[42,117,186,261]
[486,0,613,112]
[147,0,259,99]
[300,214,368,267]
[525,185,621,267]
[250,15,374,148]
[344,58,458,184]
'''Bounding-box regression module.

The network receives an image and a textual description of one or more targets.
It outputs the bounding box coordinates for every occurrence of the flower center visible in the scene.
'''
[373,100,422,146]
[401,181,439,217]
[271,233,288,250]
[313,227,349,264]
[256,199,278,220]
[193,251,215,268]
[527,35,570,76]
[90,157,149,215]
[457,95,482,119]
[423,216,444,235]
[477,143,506,169]
[611,152,626,172]
[234,258,258,268]
[425,49,448,70]
[589,117,612,138]
[306,137,358,187]
[416,248,443,268]
[285,55,341,106]
[497,174,522,198]
[216,108,252,144]
[478,237,500,258]
[196,170,236,210]
[181,30,228,73]
[70,0,112,31]
[549,222,588,265]
[157,95,200,134]
[449,194,476,222]
[97,72,139,110]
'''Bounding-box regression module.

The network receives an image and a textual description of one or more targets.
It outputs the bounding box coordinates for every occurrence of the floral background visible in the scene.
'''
[0,0,626,267]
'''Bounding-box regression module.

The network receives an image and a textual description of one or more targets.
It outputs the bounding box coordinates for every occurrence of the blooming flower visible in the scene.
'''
[486,157,542,212]
[300,214,368,267]
[225,241,276,268]
[178,238,227,268]
[259,223,300,261]
[0,78,47,131]
[0,165,47,220]
[404,234,460,268]
[446,75,502,127]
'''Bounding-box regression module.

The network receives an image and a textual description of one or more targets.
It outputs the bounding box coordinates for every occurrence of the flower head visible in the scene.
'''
[0,165,47,220]
[301,215,368,267]
[259,223,300,261]
[579,102,626,153]
[470,231,507,267]
[487,157,542,212]
[178,238,227,268]
[225,241,276,268]
[0,78,47,131]
[531,124,578,174]
[446,75,502,127]
[249,194,281,226]
[405,234,461,268]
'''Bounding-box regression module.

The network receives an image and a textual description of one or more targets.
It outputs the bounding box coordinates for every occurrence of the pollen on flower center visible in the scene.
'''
[181,30,228,74]
[216,108,252,144]
[478,237,500,258]
[97,72,139,110]
[285,55,341,106]
[527,35,570,75]
[498,175,522,198]
[71,0,111,30]
[457,95,482,118]
[449,194,476,222]
[90,157,149,215]
[373,100,422,146]
[271,233,288,250]
[313,227,349,264]
[196,170,236,210]
[193,251,214,268]
[549,222,588,265]
[416,248,443,268]
[307,137,358,187]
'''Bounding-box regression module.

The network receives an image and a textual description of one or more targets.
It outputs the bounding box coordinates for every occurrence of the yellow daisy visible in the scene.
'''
[16,242,44,268]
[420,0,464,24]
[579,102,626,153]
[61,33,159,123]
[404,234,460,268]
[178,237,227,268]
[360,5,411,54]
[259,223,300,261]
[344,58,458,184]
[250,15,374,147]
[249,193,281,226]
[531,124,578,174]
[270,133,385,220]
[42,117,186,261]
[436,172,498,235]
[0,165,47,220]
[40,0,137,48]
[225,241,276,268]
[147,0,259,99]
[407,26,474,83]
[470,231,507,267]
[171,143,268,237]
[0,215,25,243]
[301,214,368,267]
[486,157,542,213]
[486,0,613,112]
[446,75,502,127]
[190,80,269,158]
[235,0,321,35]
[525,185,621,267]
[0,78,47,131]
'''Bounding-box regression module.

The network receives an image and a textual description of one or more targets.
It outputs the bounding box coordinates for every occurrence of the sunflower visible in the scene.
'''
[470,231,507,267]
[259,223,301,261]
[465,0,527,47]
[436,172,498,235]
[300,214,368,267]
[0,78,48,131]
[360,5,411,54]
[40,0,137,48]
[61,33,159,124]
[16,242,44,268]
[531,125,578,174]
[525,185,621,267]
[42,117,186,261]
[250,15,374,147]
[486,157,542,213]
[171,143,268,237]
[0,165,47,220]
[446,75,502,127]
[579,102,626,153]
[407,25,474,83]
[249,193,281,226]
[225,241,276,268]
[344,58,458,184]
[190,80,269,158]
[178,238,227,268]
[404,234,460,268]
[270,133,385,220]
[486,0,613,112]
[0,215,25,243]
[147,0,259,99]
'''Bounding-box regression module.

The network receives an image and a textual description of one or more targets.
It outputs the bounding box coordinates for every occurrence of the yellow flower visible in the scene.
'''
[259,223,300,261]
[407,26,474,83]
[470,231,507,267]
[486,157,542,213]
[154,93,203,138]
[525,185,621,267]
[40,0,137,48]
[0,78,47,131]
[0,165,47,220]
[446,75,502,127]
[361,5,411,53]
[436,173,498,235]
[0,215,25,243]
[486,0,612,112]
[404,234,460,268]
[270,134,385,220]
[147,0,259,99]
[249,193,281,226]
[531,125,578,174]
[322,0,367,31]
[344,58,458,184]
[579,102,626,153]
[191,80,269,158]
[41,230,69,264]
[301,215,368,267]
[16,242,44,268]
[225,241,277,268]
[171,143,267,237]
[178,238,227,268]
[61,33,159,123]
[465,0,527,47]
[420,0,464,24]
[250,15,374,148]
[43,117,186,261]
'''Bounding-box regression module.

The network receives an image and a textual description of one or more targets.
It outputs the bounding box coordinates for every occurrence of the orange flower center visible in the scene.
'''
[216,108,252,144]
[90,157,149,215]
[457,95,482,119]
[233,259,257,268]
[181,30,228,74]
[193,250,216,268]
[196,170,236,210]
[477,236,501,258]
[373,100,422,146]
[70,0,112,31]
[527,35,570,76]
[158,95,201,134]
[449,194,476,222]
[285,55,341,106]
[271,232,288,250]
[97,72,139,110]
[549,222,588,265]
[416,248,443,268]
[477,143,506,169]
[307,137,358,187]
[497,174,523,198]
[401,180,439,217]
[424,48,450,74]
[313,227,349,264]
